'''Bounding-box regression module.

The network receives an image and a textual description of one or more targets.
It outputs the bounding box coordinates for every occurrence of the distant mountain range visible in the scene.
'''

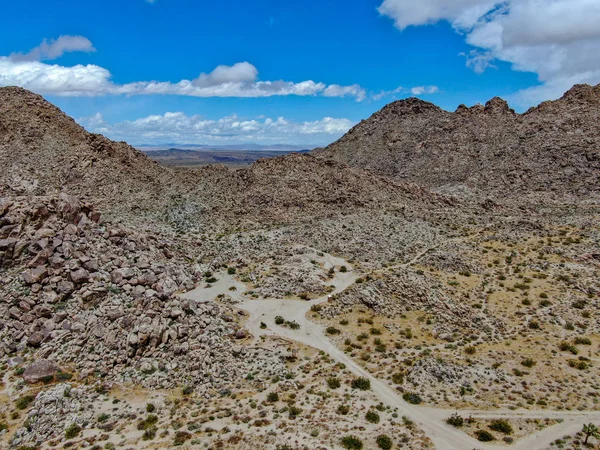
[136,143,313,152]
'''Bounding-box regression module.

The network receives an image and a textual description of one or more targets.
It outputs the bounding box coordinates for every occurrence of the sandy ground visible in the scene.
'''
[182,249,600,450]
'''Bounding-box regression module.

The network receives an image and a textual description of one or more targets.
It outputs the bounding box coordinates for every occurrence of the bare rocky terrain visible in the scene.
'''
[316,83,600,203]
[1,85,600,449]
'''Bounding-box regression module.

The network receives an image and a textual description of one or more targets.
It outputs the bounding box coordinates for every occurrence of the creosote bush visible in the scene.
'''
[403,392,422,405]
[475,430,495,442]
[340,435,363,449]
[376,434,393,450]
[351,377,371,390]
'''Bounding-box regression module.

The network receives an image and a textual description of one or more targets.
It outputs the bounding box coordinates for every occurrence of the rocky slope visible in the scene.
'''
[0,195,283,393]
[0,87,441,231]
[317,84,600,202]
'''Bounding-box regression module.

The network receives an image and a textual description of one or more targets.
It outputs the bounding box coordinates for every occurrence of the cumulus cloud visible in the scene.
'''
[378,0,600,105]
[77,112,355,145]
[10,35,95,62]
[0,44,365,100]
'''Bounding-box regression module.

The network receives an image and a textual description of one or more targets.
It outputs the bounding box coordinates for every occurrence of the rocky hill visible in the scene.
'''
[316,84,600,202]
[0,87,439,231]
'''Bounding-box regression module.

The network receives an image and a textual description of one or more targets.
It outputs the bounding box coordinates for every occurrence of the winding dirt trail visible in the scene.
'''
[183,249,599,450]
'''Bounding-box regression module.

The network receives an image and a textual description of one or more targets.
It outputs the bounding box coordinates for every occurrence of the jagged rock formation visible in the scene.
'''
[317,84,600,202]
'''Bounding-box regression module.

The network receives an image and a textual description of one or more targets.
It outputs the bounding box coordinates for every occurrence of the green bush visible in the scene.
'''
[351,377,371,390]
[575,337,592,345]
[327,377,341,389]
[227,267,236,275]
[182,386,193,395]
[142,426,157,441]
[337,404,350,415]
[403,392,422,405]
[275,316,285,325]
[288,406,302,419]
[146,403,156,413]
[267,392,279,402]
[15,395,34,410]
[365,410,380,424]
[489,419,513,435]
[391,372,404,384]
[475,430,495,442]
[340,266,348,273]
[522,358,536,368]
[173,431,191,446]
[65,423,81,439]
[376,434,393,450]
[340,435,363,449]
[326,326,341,335]
[137,414,159,431]
[446,413,464,427]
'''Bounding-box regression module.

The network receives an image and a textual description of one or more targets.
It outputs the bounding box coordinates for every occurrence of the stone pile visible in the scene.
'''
[0,194,262,389]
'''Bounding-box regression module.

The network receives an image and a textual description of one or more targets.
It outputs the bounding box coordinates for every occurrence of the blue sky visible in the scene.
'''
[1,0,598,146]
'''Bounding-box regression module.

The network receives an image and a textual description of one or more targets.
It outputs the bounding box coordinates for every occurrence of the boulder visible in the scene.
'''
[22,359,58,383]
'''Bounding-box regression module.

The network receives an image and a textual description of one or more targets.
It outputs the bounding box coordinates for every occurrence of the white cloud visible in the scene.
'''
[378,0,600,105]
[323,84,367,101]
[371,85,439,100]
[10,35,95,62]
[410,85,439,95]
[77,112,355,145]
[0,50,365,100]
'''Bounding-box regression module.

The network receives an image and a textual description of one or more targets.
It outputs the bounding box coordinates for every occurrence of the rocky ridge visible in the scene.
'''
[317,84,600,202]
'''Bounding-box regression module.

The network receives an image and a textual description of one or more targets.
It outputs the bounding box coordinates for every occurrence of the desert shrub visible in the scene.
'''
[15,395,34,410]
[391,372,404,384]
[489,419,513,434]
[370,328,382,335]
[446,413,464,427]
[351,377,371,390]
[288,406,302,419]
[337,404,350,415]
[376,434,393,450]
[327,377,341,389]
[275,316,285,325]
[142,426,157,441]
[285,320,300,330]
[365,410,380,424]
[227,267,236,275]
[326,327,341,335]
[182,386,193,395]
[559,342,578,355]
[340,435,363,449]
[522,358,536,368]
[267,392,279,402]
[575,337,592,345]
[146,403,155,413]
[137,415,159,431]
[97,413,110,423]
[464,346,476,355]
[403,392,422,405]
[173,431,191,446]
[65,423,81,439]
[475,430,495,442]
[56,371,73,382]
